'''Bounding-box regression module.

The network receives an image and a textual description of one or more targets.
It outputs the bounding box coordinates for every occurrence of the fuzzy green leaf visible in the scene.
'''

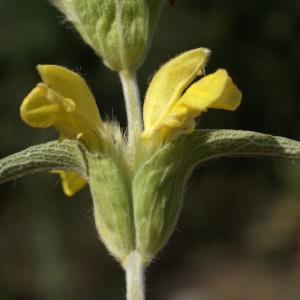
[178,129,300,169]
[0,139,88,183]
[133,129,300,262]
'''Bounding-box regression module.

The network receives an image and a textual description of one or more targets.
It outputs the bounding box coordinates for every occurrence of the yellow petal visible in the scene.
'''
[143,48,210,134]
[143,69,242,143]
[20,65,102,149]
[37,65,102,128]
[179,69,242,112]
[52,170,87,197]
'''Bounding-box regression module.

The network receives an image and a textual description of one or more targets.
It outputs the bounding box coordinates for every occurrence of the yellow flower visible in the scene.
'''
[20,48,241,195]
[20,65,103,196]
[142,48,242,143]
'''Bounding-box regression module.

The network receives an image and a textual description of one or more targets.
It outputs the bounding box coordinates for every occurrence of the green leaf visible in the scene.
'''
[178,129,300,169]
[0,139,88,183]
[132,129,300,262]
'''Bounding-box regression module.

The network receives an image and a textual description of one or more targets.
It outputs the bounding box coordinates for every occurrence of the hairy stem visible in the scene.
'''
[125,251,146,300]
[119,70,143,147]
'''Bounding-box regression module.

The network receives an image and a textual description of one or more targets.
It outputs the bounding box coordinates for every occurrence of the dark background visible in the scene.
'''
[1,0,300,299]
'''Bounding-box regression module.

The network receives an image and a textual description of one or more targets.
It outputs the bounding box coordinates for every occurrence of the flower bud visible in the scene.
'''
[52,0,165,71]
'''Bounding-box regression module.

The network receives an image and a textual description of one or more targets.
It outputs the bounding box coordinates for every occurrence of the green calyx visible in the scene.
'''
[1,129,300,266]
[88,152,135,260]
[52,0,165,72]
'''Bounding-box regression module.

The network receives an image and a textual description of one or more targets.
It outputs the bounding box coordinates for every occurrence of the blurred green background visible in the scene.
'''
[1,0,300,299]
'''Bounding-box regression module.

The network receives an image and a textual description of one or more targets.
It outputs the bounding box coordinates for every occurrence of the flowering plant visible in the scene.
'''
[1,1,299,299]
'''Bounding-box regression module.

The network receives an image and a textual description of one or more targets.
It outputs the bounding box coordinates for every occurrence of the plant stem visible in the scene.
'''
[125,251,145,300]
[119,70,143,147]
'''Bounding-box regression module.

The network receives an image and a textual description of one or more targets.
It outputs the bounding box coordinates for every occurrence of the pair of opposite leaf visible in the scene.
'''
[20,48,242,196]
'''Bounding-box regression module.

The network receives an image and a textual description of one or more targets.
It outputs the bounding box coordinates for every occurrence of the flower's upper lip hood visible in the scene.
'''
[141,48,241,143]
[20,64,104,195]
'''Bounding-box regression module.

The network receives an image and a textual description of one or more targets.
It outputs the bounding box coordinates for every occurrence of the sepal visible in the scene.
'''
[88,152,135,262]
[133,142,186,263]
